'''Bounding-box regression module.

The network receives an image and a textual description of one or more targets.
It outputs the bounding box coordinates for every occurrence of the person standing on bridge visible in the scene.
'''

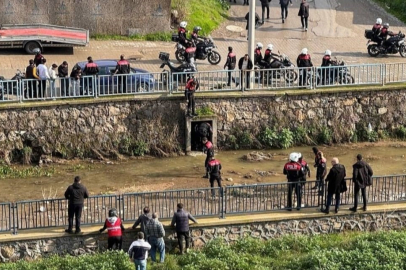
[349,154,373,212]
[298,0,310,32]
[238,54,254,89]
[280,0,292,24]
[283,152,305,211]
[322,157,346,214]
[33,48,43,67]
[25,59,39,99]
[113,55,131,93]
[37,58,50,99]
[58,61,70,97]
[224,46,238,87]
[132,206,152,235]
[83,56,99,95]
[64,176,89,234]
[297,48,313,86]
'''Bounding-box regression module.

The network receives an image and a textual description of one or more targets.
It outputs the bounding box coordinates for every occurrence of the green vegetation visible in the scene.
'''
[5,231,406,269]
[0,165,55,179]
[91,32,172,42]
[119,136,150,157]
[195,106,215,116]
[373,0,406,23]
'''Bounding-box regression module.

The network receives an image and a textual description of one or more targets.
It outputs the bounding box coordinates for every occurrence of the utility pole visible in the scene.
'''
[248,0,256,89]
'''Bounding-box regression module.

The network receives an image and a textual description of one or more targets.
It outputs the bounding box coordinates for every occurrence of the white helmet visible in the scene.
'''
[180,21,187,28]
[301,48,308,55]
[267,44,274,50]
[289,152,299,162]
[298,153,302,159]
[376,18,382,24]
[324,50,331,56]
[256,42,263,49]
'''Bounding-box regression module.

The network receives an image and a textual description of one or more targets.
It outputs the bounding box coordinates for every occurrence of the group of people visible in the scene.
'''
[283,149,373,214]
[24,51,131,99]
[371,17,398,52]
[64,176,198,269]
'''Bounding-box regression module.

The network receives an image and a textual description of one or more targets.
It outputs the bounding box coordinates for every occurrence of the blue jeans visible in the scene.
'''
[134,259,147,270]
[149,237,165,262]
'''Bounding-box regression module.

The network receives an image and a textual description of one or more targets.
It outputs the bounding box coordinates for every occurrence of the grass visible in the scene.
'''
[0,163,94,179]
[372,0,406,23]
[91,32,172,42]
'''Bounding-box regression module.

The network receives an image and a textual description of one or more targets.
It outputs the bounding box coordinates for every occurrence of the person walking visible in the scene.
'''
[99,208,125,250]
[224,46,238,87]
[64,176,89,234]
[283,152,305,211]
[350,154,373,212]
[280,0,292,23]
[298,0,310,31]
[25,59,39,99]
[207,153,222,197]
[37,58,50,98]
[132,206,152,234]
[245,12,260,39]
[238,54,253,89]
[49,64,58,99]
[170,203,198,254]
[145,213,165,263]
[113,55,131,93]
[58,61,69,97]
[128,232,151,270]
[322,158,346,214]
[260,0,271,24]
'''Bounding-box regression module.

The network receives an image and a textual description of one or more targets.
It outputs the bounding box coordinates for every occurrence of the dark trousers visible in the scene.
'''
[118,75,127,93]
[301,16,308,28]
[326,191,340,212]
[68,203,83,231]
[261,4,269,22]
[186,91,195,114]
[299,69,309,86]
[210,175,222,196]
[84,76,94,94]
[39,80,47,98]
[27,80,38,98]
[107,236,123,250]
[227,69,236,86]
[60,77,70,97]
[243,71,251,88]
[281,5,288,19]
[243,0,248,4]
[287,182,302,209]
[176,231,190,254]
[354,184,367,208]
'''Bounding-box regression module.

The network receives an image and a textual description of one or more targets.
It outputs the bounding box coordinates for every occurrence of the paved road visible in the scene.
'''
[0,0,404,78]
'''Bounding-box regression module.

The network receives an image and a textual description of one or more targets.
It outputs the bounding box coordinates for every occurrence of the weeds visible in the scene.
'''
[195,106,215,116]
[278,128,294,149]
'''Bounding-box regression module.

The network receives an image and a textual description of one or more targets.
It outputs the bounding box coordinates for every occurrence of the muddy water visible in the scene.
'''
[1,142,406,202]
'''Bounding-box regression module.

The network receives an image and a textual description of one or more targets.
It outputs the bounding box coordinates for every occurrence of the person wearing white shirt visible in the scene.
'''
[128,232,151,270]
[36,58,50,98]
[49,64,58,99]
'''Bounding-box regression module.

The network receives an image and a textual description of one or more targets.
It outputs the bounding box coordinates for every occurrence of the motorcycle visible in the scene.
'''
[365,30,406,57]
[159,52,197,87]
[254,54,298,84]
[2,69,25,96]
[318,60,355,85]
[175,37,221,65]
[298,68,321,87]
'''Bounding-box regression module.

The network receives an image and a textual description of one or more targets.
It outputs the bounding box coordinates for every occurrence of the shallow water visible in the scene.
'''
[1,142,406,202]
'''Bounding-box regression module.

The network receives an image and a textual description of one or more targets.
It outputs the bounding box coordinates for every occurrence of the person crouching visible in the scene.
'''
[99,208,125,250]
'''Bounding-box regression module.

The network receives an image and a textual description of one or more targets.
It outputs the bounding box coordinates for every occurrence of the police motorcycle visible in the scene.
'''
[159,52,197,89]
[317,59,355,86]
[173,34,221,65]
[1,69,26,97]
[254,53,298,84]
[365,30,406,57]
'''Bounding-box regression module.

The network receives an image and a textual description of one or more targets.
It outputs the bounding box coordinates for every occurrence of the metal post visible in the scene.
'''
[12,203,17,235]
[220,187,225,219]
[94,76,98,98]
[382,63,385,86]
[118,195,124,221]
[248,0,256,90]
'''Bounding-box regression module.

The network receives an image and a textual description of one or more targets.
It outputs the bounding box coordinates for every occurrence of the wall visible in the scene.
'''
[1,210,406,261]
[0,0,171,35]
[0,88,405,161]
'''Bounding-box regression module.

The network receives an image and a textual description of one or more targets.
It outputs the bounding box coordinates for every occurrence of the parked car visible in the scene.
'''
[74,60,155,94]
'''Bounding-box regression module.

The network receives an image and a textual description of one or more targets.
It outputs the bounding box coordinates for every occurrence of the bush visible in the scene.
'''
[394,126,406,139]
[119,137,149,156]
[278,128,294,149]
[317,127,332,145]
[257,127,278,147]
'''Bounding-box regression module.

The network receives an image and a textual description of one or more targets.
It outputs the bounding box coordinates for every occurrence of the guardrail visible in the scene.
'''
[0,175,405,234]
[1,63,406,103]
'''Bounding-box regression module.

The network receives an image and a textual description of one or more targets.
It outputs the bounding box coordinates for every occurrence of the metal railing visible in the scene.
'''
[1,63,406,103]
[0,175,406,233]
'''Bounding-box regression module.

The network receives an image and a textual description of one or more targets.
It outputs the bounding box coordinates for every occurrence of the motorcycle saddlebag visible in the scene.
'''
[159,52,170,61]
[364,30,374,39]
[172,34,179,42]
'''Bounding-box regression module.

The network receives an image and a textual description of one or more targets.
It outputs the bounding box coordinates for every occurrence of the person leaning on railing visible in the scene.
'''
[132,206,152,234]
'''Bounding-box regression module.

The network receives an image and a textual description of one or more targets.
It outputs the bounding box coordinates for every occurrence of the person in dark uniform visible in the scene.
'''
[350,154,373,212]
[372,18,382,44]
[260,0,271,24]
[113,55,130,93]
[313,151,327,194]
[320,50,337,85]
[64,176,89,234]
[207,153,222,197]
[202,137,214,178]
[25,59,39,98]
[83,56,99,94]
[99,208,125,250]
[298,153,310,184]
[178,21,189,48]
[224,46,238,87]
[33,48,43,67]
[322,158,346,214]
[264,44,282,68]
[283,152,304,211]
[185,76,199,117]
[297,48,313,86]
[254,42,264,66]
[58,61,70,97]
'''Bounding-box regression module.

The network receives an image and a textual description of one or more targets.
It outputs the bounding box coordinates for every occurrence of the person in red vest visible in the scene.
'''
[297,48,313,86]
[83,56,99,95]
[185,76,199,117]
[207,153,222,197]
[224,46,238,87]
[113,54,131,93]
[99,208,125,250]
[202,137,214,178]
[283,152,305,211]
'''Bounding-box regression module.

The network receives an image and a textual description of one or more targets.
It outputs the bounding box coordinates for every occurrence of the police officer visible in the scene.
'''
[298,153,311,183]
[380,23,396,51]
[372,18,382,44]
[297,48,313,86]
[224,46,238,87]
[254,42,264,66]
[202,137,214,178]
[178,21,189,48]
[283,152,305,211]
[320,50,337,85]
[185,76,199,117]
[113,55,130,93]
[99,208,125,250]
[263,44,281,68]
[207,153,222,197]
[260,0,271,24]
[83,56,99,94]
[191,26,204,43]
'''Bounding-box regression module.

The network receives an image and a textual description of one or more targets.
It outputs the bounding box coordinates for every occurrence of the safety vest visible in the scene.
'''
[106,218,122,237]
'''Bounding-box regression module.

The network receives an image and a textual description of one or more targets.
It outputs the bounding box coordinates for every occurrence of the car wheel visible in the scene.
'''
[24,41,41,54]
[137,82,150,93]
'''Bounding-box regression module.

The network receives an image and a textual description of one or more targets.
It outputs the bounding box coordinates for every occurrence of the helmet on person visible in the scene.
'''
[33,48,41,54]
[298,153,303,159]
[376,18,382,24]
[383,23,389,29]
[324,50,331,56]
[267,44,274,50]
[180,21,187,28]
[193,26,202,32]
[301,48,308,55]
[256,42,263,49]
[109,208,118,217]
[289,152,299,162]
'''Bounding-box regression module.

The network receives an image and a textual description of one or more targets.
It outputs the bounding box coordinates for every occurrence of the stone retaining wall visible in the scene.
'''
[0,210,405,261]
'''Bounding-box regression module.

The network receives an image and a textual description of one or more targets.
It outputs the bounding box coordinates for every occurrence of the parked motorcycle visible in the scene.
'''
[365,30,406,57]
[159,52,197,87]
[175,37,221,65]
[318,60,355,85]
[299,68,321,87]
[254,54,298,84]
[2,69,25,96]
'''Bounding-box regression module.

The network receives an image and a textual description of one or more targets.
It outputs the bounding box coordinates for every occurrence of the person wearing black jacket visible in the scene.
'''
[58,61,69,97]
[298,0,310,31]
[280,0,292,23]
[260,0,271,24]
[83,56,99,95]
[132,206,152,234]
[238,54,253,89]
[170,203,198,254]
[64,176,89,234]
[224,46,238,87]
[245,12,260,39]
[113,55,131,93]
[322,158,346,214]
[350,154,373,212]
[283,153,305,211]
[207,154,222,197]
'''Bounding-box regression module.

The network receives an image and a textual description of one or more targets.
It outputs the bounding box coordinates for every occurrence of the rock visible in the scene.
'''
[0,246,14,259]
[226,178,233,182]
[243,151,272,161]
[378,107,388,115]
